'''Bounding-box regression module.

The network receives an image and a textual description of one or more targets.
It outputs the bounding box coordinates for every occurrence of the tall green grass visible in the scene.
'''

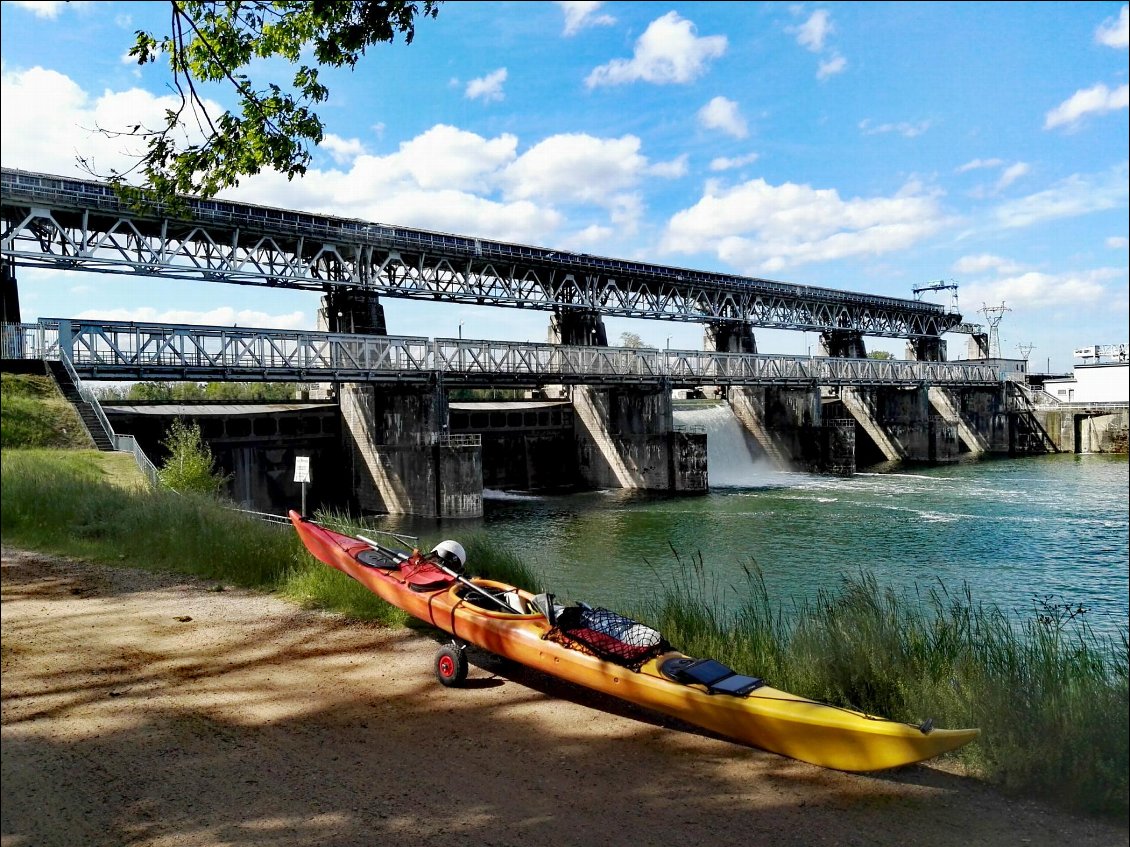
[1,373,93,449]
[631,552,1128,818]
[0,449,402,624]
[2,446,1126,819]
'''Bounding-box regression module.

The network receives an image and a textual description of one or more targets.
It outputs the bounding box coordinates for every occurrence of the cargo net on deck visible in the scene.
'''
[545,606,669,670]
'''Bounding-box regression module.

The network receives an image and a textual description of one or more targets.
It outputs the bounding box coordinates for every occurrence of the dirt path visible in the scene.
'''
[2,547,1125,847]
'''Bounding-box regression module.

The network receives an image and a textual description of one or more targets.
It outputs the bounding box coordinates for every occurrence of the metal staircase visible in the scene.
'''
[45,358,115,451]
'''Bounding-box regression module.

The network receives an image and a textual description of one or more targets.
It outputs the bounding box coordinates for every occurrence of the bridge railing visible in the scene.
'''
[5,319,1006,387]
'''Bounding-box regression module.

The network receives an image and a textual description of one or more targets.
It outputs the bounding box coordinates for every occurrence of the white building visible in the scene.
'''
[1043,344,1129,404]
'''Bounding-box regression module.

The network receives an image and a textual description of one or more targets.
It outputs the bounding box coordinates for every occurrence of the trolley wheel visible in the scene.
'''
[435,643,468,687]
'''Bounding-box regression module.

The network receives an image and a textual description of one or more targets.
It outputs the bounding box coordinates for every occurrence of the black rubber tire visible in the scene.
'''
[435,643,468,687]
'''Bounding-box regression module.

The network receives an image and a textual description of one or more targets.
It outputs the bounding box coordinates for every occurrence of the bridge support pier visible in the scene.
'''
[906,336,948,362]
[726,386,853,473]
[548,308,608,346]
[2,258,19,324]
[321,287,387,334]
[704,320,757,353]
[340,383,483,518]
[820,330,867,358]
[839,387,959,464]
[571,384,706,492]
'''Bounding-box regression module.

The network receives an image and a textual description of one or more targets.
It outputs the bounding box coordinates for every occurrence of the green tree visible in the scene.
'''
[157,418,232,495]
[867,351,893,360]
[91,1,441,203]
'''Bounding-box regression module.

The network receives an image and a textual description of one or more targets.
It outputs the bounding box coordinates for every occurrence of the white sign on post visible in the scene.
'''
[294,456,312,516]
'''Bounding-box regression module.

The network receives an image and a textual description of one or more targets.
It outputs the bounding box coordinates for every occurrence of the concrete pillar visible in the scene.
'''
[727,386,827,472]
[840,387,958,464]
[819,329,867,358]
[704,320,757,354]
[571,384,706,492]
[340,383,483,518]
[967,333,990,359]
[321,287,387,335]
[548,308,607,346]
[906,336,948,362]
[2,259,19,324]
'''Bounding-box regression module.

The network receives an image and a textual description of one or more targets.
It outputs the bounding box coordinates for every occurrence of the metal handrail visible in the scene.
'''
[57,349,118,445]
[114,434,160,489]
[22,318,1005,388]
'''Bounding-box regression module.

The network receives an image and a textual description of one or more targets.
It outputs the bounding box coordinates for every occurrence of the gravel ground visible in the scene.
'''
[2,546,1126,847]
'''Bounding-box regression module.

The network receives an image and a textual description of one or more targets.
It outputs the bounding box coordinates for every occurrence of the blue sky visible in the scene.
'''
[1,0,1127,371]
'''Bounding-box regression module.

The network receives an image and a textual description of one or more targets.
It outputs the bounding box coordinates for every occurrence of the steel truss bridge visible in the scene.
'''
[5,319,1005,388]
[2,168,964,339]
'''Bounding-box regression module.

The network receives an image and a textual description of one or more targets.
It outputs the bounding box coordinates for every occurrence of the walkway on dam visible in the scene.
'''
[4,319,1007,388]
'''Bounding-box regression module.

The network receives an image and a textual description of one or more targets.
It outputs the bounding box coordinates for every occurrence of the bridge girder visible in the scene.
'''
[2,168,963,340]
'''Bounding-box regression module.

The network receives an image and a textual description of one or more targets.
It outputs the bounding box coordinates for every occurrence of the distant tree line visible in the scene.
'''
[95,382,303,402]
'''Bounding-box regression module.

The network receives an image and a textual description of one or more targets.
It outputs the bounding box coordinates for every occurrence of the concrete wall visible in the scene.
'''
[727,386,825,471]
[104,404,344,514]
[839,386,959,464]
[340,384,483,518]
[1037,407,1129,453]
[571,385,706,492]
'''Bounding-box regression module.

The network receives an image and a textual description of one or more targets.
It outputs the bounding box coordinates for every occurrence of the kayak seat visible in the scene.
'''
[357,549,399,570]
[660,657,764,697]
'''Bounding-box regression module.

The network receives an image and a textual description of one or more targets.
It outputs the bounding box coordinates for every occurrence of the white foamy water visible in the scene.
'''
[674,403,783,488]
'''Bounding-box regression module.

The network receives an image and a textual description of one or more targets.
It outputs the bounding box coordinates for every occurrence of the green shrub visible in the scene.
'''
[156,418,232,495]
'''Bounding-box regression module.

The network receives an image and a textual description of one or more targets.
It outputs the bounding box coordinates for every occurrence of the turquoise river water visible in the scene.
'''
[373,404,1129,640]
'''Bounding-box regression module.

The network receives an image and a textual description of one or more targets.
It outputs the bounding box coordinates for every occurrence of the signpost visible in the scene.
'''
[294,455,312,515]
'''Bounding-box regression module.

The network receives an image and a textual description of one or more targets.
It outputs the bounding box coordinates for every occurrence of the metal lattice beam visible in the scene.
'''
[1,168,963,339]
[6,319,1004,388]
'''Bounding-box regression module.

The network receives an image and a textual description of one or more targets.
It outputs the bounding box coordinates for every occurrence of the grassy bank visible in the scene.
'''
[1,364,1126,823]
[2,450,1125,819]
[1,373,94,450]
[630,554,1128,818]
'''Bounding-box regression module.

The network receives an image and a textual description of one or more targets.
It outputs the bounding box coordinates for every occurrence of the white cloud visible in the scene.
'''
[952,254,1027,276]
[994,162,1030,192]
[585,11,727,88]
[319,134,367,165]
[1106,236,1129,249]
[662,178,947,273]
[75,306,311,330]
[992,165,1130,229]
[0,66,666,252]
[649,154,689,179]
[1044,82,1129,130]
[960,269,1116,310]
[794,10,833,52]
[1096,4,1129,48]
[9,1,67,19]
[502,133,650,214]
[697,96,748,138]
[956,158,1005,173]
[816,54,848,80]
[859,118,931,138]
[557,1,615,36]
[710,152,760,172]
[0,65,218,179]
[465,68,508,103]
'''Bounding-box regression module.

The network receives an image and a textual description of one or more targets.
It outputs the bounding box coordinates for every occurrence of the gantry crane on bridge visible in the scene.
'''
[912,280,960,314]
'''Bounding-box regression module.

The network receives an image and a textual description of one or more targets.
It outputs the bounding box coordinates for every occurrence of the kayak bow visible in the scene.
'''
[289,511,979,772]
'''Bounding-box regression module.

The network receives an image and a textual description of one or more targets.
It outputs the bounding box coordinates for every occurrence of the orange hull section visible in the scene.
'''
[290,512,979,771]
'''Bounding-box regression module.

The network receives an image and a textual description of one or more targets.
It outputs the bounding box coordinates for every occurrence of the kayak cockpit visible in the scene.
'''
[452,579,541,616]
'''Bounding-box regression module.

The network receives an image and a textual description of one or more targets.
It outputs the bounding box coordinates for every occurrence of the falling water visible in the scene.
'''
[674,402,782,487]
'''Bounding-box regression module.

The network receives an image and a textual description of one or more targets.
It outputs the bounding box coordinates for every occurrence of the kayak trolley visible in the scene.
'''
[434,640,468,687]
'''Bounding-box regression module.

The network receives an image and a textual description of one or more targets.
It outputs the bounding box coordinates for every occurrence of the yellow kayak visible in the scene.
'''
[290,511,980,772]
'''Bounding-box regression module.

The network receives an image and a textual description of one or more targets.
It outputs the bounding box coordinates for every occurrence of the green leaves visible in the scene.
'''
[91,1,441,205]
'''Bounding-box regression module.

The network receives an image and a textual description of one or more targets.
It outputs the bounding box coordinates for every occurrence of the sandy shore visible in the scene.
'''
[2,546,1125,847]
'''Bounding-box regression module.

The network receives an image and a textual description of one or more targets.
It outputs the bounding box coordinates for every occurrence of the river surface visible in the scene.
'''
[374,404,1130,640]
